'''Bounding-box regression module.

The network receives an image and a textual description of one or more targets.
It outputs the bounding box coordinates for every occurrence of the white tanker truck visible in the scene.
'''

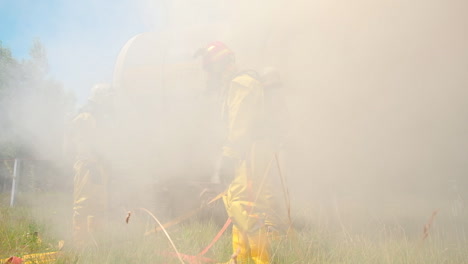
[110,31,226,221]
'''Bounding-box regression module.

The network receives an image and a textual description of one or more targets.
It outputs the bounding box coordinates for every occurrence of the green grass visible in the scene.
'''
[0,207,61,258]
[1,198,468,263]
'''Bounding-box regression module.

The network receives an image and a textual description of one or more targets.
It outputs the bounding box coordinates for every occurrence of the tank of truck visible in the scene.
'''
[110,30,225,215]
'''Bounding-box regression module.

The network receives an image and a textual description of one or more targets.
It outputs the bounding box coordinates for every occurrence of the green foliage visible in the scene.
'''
[0,207,57,257]
[0,42,20,159]
[0,40,75,160]
[0,43,16,94]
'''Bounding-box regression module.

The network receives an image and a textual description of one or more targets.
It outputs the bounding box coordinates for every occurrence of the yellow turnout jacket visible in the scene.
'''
[222,73,277,233]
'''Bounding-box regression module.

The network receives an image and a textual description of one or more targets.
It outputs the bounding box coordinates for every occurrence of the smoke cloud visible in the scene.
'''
[3,0,467,243]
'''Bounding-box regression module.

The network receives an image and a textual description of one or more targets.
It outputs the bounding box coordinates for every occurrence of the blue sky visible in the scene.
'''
[0,0,161,103]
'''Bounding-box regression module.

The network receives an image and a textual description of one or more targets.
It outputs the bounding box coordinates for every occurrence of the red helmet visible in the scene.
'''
[196,41,235,73]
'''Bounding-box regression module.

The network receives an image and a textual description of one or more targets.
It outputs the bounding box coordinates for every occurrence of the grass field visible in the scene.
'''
[1,193,468,264]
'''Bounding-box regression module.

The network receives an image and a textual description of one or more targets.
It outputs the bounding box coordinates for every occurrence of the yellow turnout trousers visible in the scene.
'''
[232,225,269,264]
[223,141,277,264]
[73,159,108,246]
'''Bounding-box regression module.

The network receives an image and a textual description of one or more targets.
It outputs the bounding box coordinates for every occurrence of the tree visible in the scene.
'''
[0,40,75,192]
[0,41,22,159]
[1,40,75,158]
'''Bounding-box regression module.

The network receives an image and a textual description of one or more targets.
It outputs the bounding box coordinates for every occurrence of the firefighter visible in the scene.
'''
[71,83,113,247]
[197,41,276,264]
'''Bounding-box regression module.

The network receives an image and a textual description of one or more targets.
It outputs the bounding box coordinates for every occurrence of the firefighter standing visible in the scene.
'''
[71,84,113,247]
[197,41,276,264]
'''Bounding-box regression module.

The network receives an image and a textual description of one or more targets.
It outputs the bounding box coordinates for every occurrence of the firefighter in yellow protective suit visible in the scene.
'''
[197,42,277,264]
[71,84,113,247]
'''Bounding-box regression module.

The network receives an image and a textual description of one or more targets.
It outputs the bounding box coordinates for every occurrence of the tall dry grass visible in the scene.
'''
[1,192,467,263]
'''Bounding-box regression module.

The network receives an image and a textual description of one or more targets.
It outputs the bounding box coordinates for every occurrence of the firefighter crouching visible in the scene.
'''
[197,41,278,264]
[71,84,113,247]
